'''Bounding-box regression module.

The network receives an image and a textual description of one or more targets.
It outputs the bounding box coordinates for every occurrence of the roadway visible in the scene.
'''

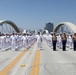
[0,40,76,75]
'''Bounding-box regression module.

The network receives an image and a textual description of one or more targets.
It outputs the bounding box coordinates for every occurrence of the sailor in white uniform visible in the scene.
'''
[68,34,73,49]
[2,34,6,51]
[11,33,16,51]
[36,32,42,50]
[5,34,10,49]
[0,34,3,51]
[46,33,53,49]
[22,33,27,50]
[58,34,62,49]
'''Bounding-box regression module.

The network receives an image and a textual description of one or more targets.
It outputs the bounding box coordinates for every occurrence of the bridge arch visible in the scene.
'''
[53,22,76,34]
[0,20,20,33]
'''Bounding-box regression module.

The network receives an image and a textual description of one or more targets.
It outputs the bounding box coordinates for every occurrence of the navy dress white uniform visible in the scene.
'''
[49,34,53,48]
[22,33,27,50]
[6,34,10,49]
[58,34,62,49]
[1,34,5,51]
[68,35,73,49]
[0,35,4,51]
[11,33,16,51]
[36,32,42,50]
[72,33,76,51]
[52,33,57,51]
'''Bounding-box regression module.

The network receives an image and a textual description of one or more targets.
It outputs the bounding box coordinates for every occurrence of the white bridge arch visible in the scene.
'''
[0,20,20,33]
[53,22,76,34]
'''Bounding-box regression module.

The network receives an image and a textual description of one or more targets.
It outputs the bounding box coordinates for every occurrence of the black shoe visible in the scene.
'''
[53,50,56,51]
[63,50,66,51]
[74,50,76,51]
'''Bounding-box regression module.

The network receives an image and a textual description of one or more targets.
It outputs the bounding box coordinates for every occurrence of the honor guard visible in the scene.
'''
[72,33,76,51]
[52,32,57,51]
[61,33,67,51]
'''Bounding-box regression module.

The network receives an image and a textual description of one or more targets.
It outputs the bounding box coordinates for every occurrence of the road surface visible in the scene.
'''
[0,40,76,75]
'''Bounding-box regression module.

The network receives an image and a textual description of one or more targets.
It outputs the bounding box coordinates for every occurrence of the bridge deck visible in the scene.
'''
[0,40,76,75]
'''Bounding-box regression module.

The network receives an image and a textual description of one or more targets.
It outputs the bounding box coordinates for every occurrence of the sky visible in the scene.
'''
[0,0,76,30]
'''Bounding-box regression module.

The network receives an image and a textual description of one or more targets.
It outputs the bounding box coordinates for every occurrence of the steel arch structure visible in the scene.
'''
[0,20,20,33]
[53,22,76,34]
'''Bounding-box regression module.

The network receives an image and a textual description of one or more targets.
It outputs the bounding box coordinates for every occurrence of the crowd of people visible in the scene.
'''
[0,33,36,51]
[43,32,76,51]
[0,31,76,51]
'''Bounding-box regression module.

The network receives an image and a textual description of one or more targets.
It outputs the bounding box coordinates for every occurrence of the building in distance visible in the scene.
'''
[44,22,54,33]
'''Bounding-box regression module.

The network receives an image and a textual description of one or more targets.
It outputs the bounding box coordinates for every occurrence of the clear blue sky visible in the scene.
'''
[0,0,76,30]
